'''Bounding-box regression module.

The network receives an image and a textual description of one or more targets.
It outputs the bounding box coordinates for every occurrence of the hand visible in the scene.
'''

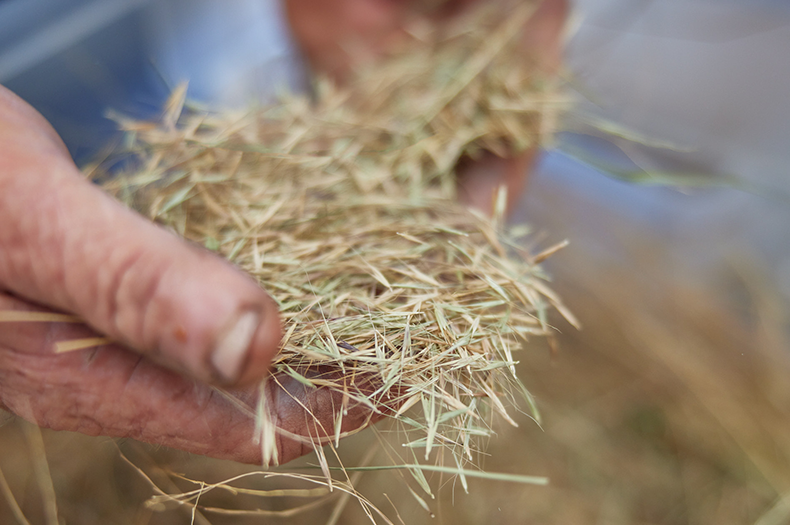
[0,86,375,464]
[285,0,569,215]
[0,0,567,464]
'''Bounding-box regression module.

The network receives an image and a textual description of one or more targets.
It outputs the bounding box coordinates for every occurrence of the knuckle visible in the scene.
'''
[102,246,168,349]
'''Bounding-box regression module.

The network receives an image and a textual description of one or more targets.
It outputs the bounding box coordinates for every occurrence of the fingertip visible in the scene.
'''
[213,297,282,387]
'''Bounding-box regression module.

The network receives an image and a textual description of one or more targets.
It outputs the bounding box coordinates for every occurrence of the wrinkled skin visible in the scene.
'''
[0,293,382,463]
[0,0,566,465]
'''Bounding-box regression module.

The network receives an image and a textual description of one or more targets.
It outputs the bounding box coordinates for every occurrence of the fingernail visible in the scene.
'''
[212,311,259,383]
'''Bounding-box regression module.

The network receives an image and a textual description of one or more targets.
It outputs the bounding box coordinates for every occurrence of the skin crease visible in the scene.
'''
[0,0,566,465]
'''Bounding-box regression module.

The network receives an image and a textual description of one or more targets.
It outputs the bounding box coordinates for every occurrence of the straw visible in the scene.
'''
[94,1,571,515]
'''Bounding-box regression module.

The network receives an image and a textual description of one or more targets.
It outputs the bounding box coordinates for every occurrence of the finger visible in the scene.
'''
[0,86,68,154]
[0,86,281,386]
[456,0,568,216]
[0,293,378,465]
[285,0,414,81]
[456,150,536,216]
[521,0,569,73]
[264,365,389,463]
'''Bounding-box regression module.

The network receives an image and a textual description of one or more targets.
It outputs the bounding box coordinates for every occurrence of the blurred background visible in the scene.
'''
[1,0,790,523]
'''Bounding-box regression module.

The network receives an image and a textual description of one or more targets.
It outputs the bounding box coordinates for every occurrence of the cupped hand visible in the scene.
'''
[0,86,374,464]
[285,0,569,215]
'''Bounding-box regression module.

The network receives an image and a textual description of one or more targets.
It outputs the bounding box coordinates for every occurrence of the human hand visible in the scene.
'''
[285,0,569,215]
[0,85,377,464]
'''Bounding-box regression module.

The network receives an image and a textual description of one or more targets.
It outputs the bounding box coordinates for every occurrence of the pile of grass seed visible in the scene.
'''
[97,0,574,475]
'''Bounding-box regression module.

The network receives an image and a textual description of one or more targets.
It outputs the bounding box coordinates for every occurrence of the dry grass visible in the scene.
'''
[5,1,787,523]
[1,2,574,521]
[90,0,571,488]
[3,171,788,524]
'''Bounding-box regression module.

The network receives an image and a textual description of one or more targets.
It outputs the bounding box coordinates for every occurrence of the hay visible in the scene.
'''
[91,0,572,480]
[0,3,573,519]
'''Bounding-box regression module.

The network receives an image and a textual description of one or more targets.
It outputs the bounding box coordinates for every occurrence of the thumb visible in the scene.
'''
[0,86,281,386]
